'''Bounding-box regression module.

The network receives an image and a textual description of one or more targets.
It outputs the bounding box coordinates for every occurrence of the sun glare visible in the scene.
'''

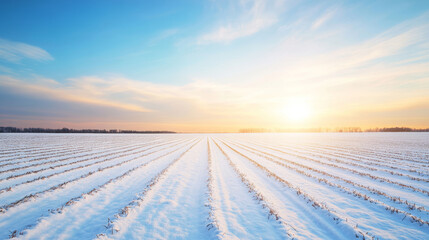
[283,99,312,122]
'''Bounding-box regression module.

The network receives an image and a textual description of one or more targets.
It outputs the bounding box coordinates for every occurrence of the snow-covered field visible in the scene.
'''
[0,133,428,240]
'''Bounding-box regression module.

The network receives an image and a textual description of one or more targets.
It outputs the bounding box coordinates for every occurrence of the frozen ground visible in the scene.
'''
[0,133,428,239]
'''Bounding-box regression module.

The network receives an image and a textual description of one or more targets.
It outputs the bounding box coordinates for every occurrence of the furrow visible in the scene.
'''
[96,138,205,239]
[215,139,364,240]
[0,138,185,197]
[0,138,193,213]
[10,138,200,240]
[244,140,429,197]
[226,139,429,225]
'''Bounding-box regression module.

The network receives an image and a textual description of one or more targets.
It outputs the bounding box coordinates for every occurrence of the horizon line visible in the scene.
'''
[1,126,429,134]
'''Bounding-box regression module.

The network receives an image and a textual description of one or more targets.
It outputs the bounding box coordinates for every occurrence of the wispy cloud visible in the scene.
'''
[311,8,336,30]
[0,38,53,62]
[0,75,149,113]
[260,11,429,88]
[198,0,285,44]
[0,75,258,116]
[0,74,267,131]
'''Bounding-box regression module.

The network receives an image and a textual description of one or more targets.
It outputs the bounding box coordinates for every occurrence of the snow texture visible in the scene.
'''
[0,133,427,240]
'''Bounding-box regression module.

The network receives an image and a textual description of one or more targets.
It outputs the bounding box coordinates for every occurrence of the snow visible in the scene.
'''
[207,139,287,239]
[0,133,427,240]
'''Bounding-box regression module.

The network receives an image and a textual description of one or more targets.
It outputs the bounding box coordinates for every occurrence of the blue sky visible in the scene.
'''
[1,0,429,132]
[0,1,202,83]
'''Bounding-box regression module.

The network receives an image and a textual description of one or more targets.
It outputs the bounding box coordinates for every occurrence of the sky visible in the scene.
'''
[0,0,429,132]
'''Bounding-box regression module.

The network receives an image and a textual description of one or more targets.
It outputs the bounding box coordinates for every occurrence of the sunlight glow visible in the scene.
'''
[283,99,312,122]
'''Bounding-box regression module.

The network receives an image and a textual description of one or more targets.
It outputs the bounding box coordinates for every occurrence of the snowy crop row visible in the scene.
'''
[0,133,428,239]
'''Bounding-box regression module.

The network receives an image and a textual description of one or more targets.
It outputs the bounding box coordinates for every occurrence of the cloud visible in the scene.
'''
[0,74,262,119]
[0,74,276,131]
[0,38,53,62]
[262,11,429,89]
[1,73,296,132]
[331,16,429,69]
[198,0,285,44]
[311,8,336,30]
[0,75,150,113]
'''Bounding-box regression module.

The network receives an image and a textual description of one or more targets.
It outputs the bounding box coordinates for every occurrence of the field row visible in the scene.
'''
[0,133,427,239]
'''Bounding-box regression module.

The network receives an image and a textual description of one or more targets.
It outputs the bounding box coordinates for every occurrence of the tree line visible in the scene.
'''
[239,127,429,133]
[0,127,175,134]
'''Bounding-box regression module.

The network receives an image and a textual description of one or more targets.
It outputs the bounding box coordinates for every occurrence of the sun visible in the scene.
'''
[282,99,312,122]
